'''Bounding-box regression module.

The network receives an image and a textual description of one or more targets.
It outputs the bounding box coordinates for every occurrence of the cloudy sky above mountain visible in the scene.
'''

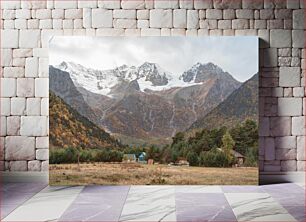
[49,36,258,82]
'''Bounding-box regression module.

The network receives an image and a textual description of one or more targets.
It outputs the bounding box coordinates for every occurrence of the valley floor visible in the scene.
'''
[50,163,258,185]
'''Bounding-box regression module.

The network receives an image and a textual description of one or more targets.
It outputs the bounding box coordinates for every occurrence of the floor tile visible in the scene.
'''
[175,185,222,193]
[176,193,237,222]
[262,183,304,194]
[270,192,305,206]
[222,185,263,193]
[1,183,47,194]
[225,193,297,221]
[59,186,130,221]
[119,186,176,222]
[282,205,305,222]
[3,186,84,221]
[0,183,47,219]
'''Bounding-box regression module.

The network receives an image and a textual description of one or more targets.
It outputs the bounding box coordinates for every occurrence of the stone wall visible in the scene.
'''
[0,0,305,174]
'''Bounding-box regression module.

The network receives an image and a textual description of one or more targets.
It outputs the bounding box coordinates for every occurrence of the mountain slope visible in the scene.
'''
[190,73,258,130]
[49,92,122,149]
[50,62,242,143]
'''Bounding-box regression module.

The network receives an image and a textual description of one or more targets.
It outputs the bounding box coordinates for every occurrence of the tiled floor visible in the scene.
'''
[1,183,304,222]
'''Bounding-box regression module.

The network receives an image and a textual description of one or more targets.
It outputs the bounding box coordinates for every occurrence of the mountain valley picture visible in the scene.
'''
[49,37,259,185]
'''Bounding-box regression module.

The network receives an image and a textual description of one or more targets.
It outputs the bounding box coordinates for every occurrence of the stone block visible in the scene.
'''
[114,9,136,18]
[9,161,27,171]
[83,8,91,28]
[1,1,20,9]
[137,10,149,19]
[278,98,302,116]
[98,0,121,9]
[292,116,305,136]
[0,98,10,116]
[28,19,39,29]
[213,0,241,9]
[259,117,269,136]
[36,137,49,149]
[15,19,27,29]
[1,30,18,48]
[150,9,172,28]
[154,0,178,9]
[114,19,137,28]
[25,57,38,77]
[232,19,249,29]
[218,20,231,29]
[5,136,35,160]
[36,149,48,160]
[7,116,20,136]
[26,98,41,116]
[260,9,273,19]
[1,117,6,137]
[265,137,275,160]
[281,160,297,171]
[3,67,24,78]
[187,10,199,29]
[52,9,64,19]
[275,9,292,19]
[1,78,16,97]
[20,116,48,136]
[39,58,49,77]
[78,0,97,8]
[242,0,263,9]
[275,136,297,149]
[54,1,77,9]
[140,28,161,36]
[19,30,40,48]
[297,161,305,171]
[297,136,305,160]
[65,9,83,19]
[206,9,222,19]
[13,49,32,58]
[236,9,254,19]
[293,9,305,30]
[194,0,213,9]
[223,9,235,19]
[293,87,304,97]
[1,49,12,67]
[279,67,301,87]
[35,78,49,97]
[35,9,51,19]
[28,160,41,171]
[41,160,49,171]
[137,20,149,28]
[270,29,291,48]
[17,78,34,97]
[292,30,305,48]
[11,98,26,115]
[258,29,269,48]
[92,9,113,28]
[263,48,277,67]
[121,0,145,9]
[287,0,300,9]
[276,148,297,160]
[173,9,187,28]
[270,117,291,136]
[179,0,193,9]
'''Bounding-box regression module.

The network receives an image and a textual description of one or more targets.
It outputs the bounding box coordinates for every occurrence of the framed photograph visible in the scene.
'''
[49,36,258,185]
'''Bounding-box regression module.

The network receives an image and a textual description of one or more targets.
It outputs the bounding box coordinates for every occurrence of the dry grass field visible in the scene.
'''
[49,163,258,185]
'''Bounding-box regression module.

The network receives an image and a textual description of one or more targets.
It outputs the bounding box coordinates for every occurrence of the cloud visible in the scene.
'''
[49,36,258,82]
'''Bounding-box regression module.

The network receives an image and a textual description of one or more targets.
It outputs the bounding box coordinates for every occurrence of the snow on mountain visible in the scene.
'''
[55,61,232,97]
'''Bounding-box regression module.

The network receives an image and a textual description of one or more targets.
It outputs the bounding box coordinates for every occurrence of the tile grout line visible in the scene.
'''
[2,183,48,220]
[118,185,132,222]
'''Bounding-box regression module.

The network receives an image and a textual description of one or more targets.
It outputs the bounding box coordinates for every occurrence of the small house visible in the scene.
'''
[123,154,137,163]
[232,150,245,166]
[138,152,146,161]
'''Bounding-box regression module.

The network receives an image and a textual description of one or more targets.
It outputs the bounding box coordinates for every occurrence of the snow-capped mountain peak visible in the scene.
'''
[54,61,206,97]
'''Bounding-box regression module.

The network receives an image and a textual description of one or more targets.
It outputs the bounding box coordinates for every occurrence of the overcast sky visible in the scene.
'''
[49,36,258,82]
